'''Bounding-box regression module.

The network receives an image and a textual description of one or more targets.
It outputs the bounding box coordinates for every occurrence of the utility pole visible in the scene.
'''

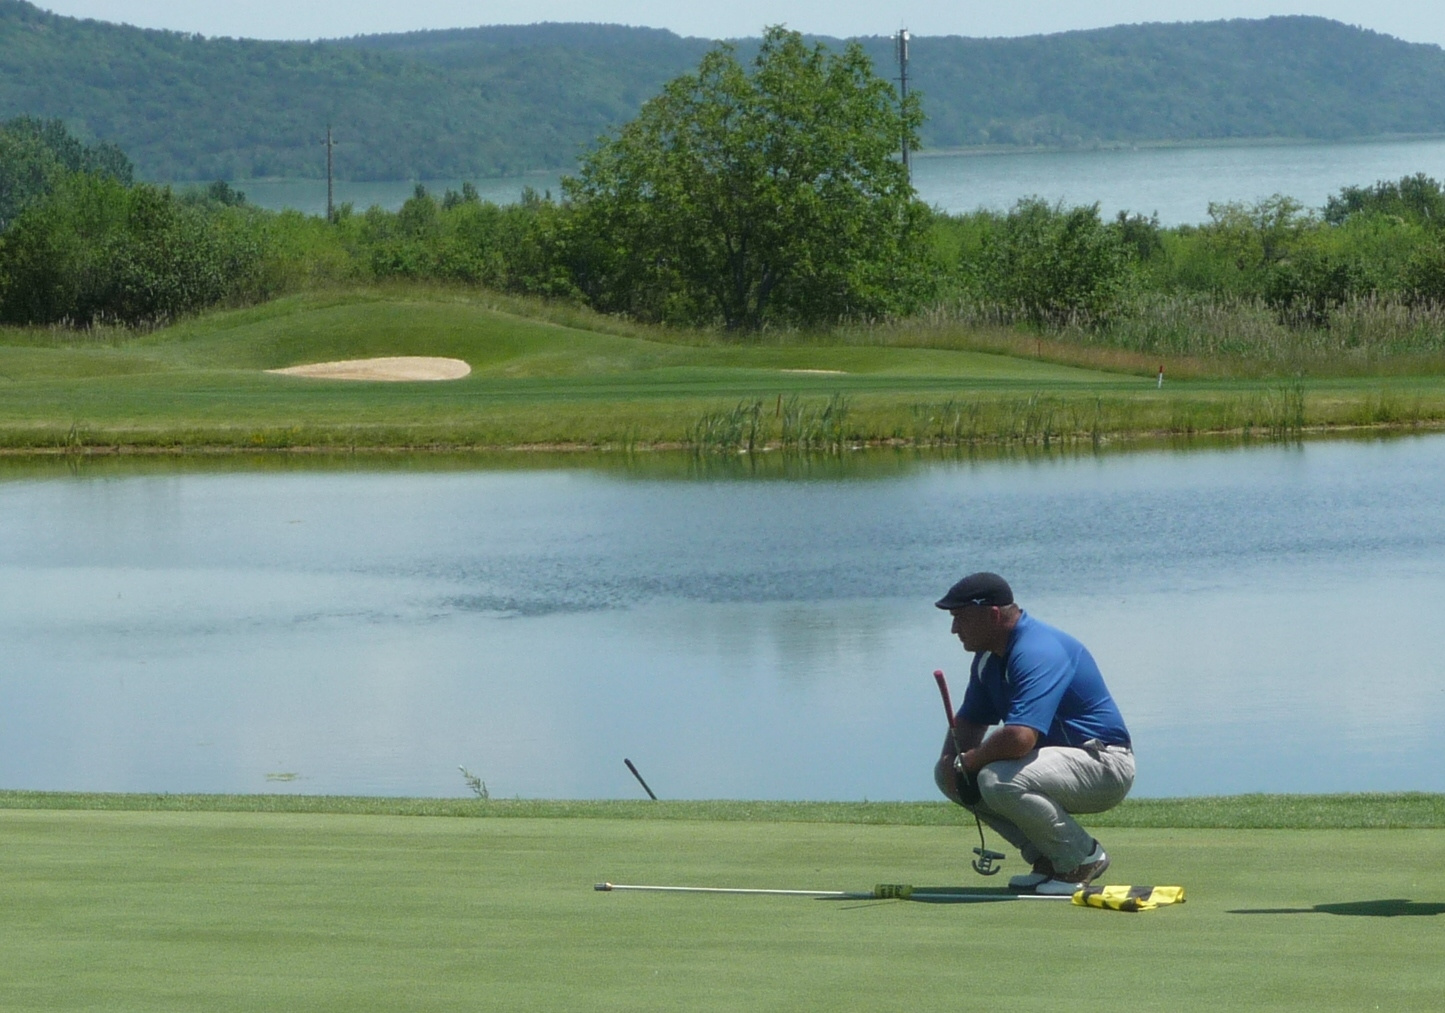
[896,28,910,182]
[324,124,335,222]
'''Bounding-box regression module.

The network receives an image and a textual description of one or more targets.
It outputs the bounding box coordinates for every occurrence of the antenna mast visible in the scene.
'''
[325,125,335,222]
[896,28,911,181]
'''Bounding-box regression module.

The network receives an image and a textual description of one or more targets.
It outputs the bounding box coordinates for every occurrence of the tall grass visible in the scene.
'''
[689,394,854,453]
[780,392,850,450]
[902,394,1130,447]
[685,381,1389,451]
[870,293,1445,378]
[1082,293,1445,372]
[688,399,766,453]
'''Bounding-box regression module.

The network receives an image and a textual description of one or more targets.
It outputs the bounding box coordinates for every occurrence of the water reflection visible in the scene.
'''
[2,436,1443,799]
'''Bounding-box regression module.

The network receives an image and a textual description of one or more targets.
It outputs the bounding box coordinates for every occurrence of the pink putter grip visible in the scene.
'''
[933,669,956,728]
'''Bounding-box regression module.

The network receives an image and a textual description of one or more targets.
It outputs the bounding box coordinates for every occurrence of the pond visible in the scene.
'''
[2,436,1443,801]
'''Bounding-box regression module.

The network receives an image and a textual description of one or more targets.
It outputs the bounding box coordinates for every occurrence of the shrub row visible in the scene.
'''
[5,124,1445,348]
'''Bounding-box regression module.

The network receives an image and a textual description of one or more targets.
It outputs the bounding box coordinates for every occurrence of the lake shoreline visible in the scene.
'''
[183,134,1445,222]
[4,418,1443,458]
[914,131,1445,160]
[184,133,1445,185]
[2,790,1441,829]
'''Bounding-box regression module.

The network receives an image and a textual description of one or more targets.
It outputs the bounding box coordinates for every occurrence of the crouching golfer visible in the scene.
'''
[933,572,1134,895]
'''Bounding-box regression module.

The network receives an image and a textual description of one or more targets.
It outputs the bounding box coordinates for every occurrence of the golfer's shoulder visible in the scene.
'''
[1009,614,1075,668]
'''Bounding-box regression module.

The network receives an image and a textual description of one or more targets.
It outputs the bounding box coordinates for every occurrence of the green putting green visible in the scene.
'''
[2,805,1441,1011]
[5,287,1442,450]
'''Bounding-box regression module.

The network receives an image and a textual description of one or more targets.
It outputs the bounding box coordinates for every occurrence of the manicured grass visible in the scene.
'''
[3,286,1444,450]
[2,803,1441,1011]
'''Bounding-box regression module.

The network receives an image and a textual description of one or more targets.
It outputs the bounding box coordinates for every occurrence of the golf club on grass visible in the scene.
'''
[594,882,1071,901]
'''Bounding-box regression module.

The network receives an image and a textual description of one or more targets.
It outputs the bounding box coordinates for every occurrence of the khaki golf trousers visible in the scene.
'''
[934,741,1135,871]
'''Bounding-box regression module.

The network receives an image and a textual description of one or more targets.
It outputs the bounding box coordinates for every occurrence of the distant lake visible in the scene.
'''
[3,436,1444,802]
[218,136,1445,226]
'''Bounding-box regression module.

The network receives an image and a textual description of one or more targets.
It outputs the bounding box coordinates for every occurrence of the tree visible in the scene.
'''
[0,174,262,326]
[0,129,63,232]
[1324,173,1445,228]
[564,27,929,329]
[977,198,1133,326]
[0,117,134,233]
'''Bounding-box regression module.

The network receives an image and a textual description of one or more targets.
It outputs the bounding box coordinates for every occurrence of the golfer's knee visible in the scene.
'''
[934,756,967,807]
[976,765,1022,809]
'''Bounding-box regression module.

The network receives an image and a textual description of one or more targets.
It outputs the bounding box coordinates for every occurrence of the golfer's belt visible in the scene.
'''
[1072,885,1186,912]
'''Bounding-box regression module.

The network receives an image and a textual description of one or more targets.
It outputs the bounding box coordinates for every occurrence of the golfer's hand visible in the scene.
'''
[953,750,976,775]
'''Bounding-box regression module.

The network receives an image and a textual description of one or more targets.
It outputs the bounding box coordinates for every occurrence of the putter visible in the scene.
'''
[934,669,1006,876]
[594,882,1069,901]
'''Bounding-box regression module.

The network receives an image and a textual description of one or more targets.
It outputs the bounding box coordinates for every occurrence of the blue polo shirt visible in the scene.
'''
[958,611,1130,748]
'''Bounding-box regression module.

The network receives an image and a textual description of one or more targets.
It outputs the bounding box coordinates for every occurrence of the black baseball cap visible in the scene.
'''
[935,572,1014,610]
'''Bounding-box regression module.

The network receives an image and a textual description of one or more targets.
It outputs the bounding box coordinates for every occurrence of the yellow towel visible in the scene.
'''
[1072,885,1186,912]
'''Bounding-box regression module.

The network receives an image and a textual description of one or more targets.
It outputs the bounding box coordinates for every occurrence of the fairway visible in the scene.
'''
[2,807,1441,1011]
[6,287,1441,450]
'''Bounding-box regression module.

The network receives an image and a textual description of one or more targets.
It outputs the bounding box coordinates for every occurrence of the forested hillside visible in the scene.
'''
[2,0,1444,181]
[0,5,709,180]
[906,17,1445,147]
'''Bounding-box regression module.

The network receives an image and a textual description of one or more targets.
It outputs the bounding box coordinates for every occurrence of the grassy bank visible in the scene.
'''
[3,790,1443,829]
[3,286,1444,452]
[2,798,1441,1011]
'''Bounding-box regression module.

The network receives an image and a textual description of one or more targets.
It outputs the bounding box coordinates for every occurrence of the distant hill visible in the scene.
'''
[3,1,1444,182]
[903,17,1445,148]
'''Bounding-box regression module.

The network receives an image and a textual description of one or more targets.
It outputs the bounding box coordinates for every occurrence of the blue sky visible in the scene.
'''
[32,1,1445,46]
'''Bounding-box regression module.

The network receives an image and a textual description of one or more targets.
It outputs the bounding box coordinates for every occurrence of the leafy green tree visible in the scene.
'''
[976,198,1133,326]
[0,116,134,232]
[0,129,63,232]
[565,27,929,329]
[1402,239,1445,306]
[1264,247,1364,326]
[441,182,481,209]
[1205,196,1314,275]
[0,117,133,183]
[1324,173,1445,227]
[1113,210,1164,262]
[1157,196,1315,299]
[204,180,248,207]
[494,190,581,298]
[363,184,445,278]
[0,174,262,326]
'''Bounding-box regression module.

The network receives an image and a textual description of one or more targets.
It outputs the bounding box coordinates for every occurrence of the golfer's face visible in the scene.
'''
[950,606,991,652]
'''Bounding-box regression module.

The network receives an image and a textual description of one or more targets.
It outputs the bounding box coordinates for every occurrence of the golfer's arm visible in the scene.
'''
[948,720,987,755]
[966,724,1038,770]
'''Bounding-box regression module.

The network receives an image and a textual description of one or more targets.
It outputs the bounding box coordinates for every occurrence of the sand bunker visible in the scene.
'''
[780,368,847,375]
[268,356,471,382]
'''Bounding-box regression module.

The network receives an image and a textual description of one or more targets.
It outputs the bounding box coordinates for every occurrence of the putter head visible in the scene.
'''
[971,848,1006,876]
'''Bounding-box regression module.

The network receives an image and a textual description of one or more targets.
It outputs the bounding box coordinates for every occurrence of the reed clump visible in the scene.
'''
[687,400,766,453]
[780,393,850,451]
[690,387,1324,452]
[687,395,856,453]
[904,395,1128,446]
